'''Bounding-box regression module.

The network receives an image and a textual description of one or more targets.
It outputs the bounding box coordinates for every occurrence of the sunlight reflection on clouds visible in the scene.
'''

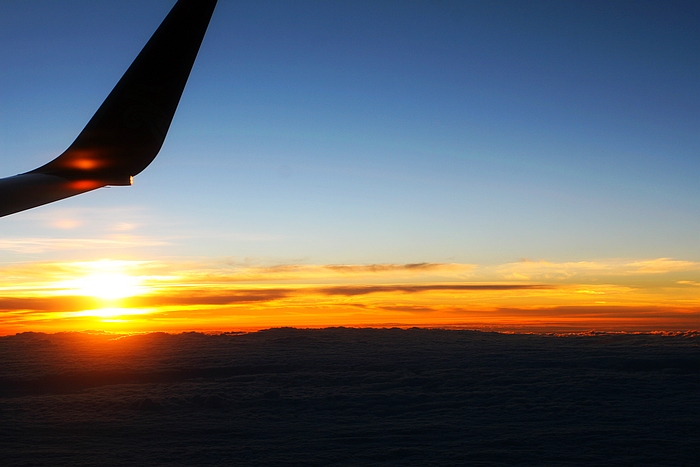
[0,258,697,334]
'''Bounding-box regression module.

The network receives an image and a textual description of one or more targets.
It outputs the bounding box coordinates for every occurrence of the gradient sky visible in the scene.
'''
[0,0,698,333]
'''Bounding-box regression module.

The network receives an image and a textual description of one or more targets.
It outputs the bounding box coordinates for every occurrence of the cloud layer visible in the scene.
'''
[0,258,698,334]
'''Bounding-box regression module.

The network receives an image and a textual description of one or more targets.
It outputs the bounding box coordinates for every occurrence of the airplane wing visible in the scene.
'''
[0,0,217,218]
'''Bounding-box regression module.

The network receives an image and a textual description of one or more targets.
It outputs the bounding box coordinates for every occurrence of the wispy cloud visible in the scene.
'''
[494,258,700,281]
[163,262,476,283]
[626,258,699,274]
[0,296,99,313]
[0,237,168,254]
[316,284,549,296]
[126,289,293,307]
[323,263,467,274]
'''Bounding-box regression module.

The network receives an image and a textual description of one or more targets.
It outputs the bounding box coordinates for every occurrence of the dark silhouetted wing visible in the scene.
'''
[0,0,217,218]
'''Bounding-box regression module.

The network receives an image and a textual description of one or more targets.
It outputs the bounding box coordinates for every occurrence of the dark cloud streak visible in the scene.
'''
[316,284,551,296]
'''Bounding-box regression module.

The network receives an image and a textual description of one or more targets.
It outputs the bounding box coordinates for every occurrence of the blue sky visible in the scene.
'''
[0,0,698,267]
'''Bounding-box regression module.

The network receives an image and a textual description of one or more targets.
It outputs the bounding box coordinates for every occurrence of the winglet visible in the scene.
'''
[30,0,218,183]
[0,0,216,218]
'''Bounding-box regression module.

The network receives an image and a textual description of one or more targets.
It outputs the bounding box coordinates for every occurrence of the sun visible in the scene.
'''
[73,271,144,300]
[55,260,148,300]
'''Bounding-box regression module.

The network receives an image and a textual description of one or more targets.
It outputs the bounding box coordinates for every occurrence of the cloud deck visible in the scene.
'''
[1,328,698,465]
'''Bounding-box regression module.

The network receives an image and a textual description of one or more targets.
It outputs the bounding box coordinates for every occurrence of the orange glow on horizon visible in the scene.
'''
[0,258,698,335]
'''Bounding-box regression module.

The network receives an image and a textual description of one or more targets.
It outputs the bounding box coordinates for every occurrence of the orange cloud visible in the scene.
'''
[186,262,475,283]
[315,284,549,296]
[0,258,697,335]
[323,263,466,274]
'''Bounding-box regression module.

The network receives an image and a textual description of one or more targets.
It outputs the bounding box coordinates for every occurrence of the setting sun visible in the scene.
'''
[72,272,143,300]
[54,260,148,301]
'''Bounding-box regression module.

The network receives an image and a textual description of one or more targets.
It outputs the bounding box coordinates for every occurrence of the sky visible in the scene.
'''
[0,0,698,334]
